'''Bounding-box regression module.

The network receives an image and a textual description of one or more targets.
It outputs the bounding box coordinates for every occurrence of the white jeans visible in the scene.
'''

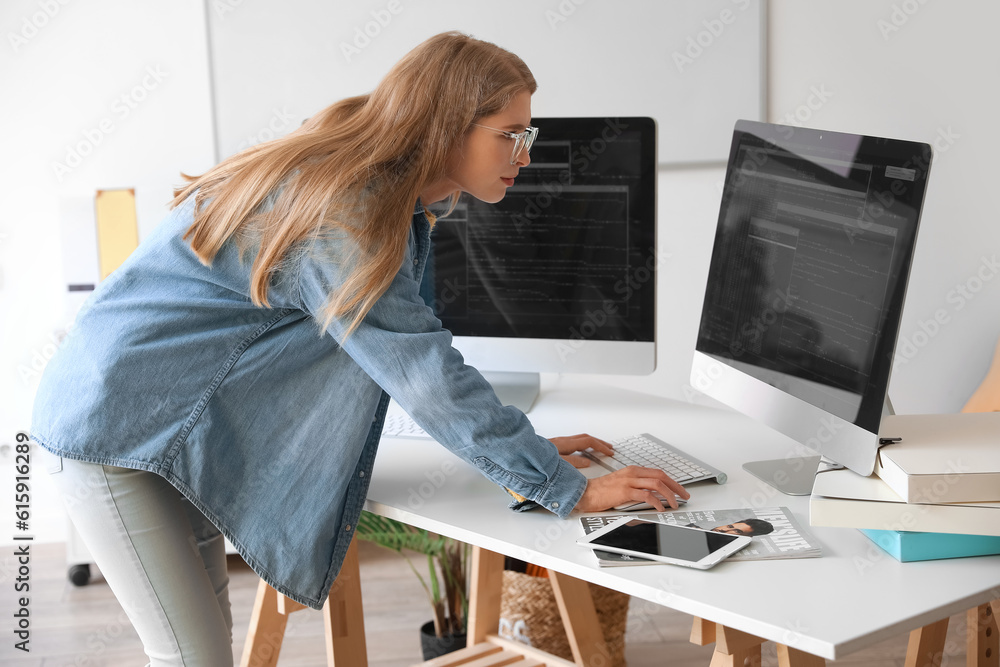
[42,451,234,666]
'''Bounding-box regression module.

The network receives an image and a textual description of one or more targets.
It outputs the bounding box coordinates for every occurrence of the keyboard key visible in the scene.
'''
[381,414,431,439]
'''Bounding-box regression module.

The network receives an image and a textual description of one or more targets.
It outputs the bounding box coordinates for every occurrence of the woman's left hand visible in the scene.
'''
[549,433,615,468]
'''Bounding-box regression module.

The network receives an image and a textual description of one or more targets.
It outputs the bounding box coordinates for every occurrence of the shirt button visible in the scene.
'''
[359,471,365,478]
[550,502,559,509]
[345,524,352,531]
[413,259,418,265]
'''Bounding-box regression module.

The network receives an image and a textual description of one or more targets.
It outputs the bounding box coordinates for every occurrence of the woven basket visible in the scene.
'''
[498,570,630,666]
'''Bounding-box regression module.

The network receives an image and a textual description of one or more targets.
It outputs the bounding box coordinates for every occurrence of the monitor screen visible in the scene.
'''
[692,120,932,476]
[422,117,657,391]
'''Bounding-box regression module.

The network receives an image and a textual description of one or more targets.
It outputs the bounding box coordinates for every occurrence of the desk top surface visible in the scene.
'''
[364,380,1000,660]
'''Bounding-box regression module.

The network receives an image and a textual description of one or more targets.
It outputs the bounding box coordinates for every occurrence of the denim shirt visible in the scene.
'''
[30,196,587,610]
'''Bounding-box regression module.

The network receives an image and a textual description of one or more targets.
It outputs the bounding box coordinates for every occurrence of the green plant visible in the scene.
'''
[355,511,470,637]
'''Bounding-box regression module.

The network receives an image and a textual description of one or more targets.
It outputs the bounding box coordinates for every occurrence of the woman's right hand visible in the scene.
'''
[573,466,690,513]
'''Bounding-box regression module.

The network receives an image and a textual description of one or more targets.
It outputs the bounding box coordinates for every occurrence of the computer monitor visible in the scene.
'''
[422,117,657,411]
[691,120,932,491]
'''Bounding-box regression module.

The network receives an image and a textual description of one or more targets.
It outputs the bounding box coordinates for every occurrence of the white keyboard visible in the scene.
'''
[585,433,728,485]
[381,413,431,439]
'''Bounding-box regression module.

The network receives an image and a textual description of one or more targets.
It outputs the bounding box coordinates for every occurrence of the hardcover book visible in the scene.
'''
[875,413,1000,504]
[810,467,1000,536]
[859,528,1000,562]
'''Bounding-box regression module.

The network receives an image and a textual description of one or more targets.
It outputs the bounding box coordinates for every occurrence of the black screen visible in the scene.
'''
[696,120,931,431]
[591,520,740,562]
[422,117,656,343]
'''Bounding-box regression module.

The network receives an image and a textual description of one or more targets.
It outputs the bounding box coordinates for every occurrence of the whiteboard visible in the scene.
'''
[207,0,765,164]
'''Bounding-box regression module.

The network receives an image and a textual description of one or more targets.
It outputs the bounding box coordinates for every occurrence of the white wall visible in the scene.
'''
[206,0,764,165]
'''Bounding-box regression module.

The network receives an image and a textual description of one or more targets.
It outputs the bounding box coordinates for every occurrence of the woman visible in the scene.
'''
[32,31,686,665]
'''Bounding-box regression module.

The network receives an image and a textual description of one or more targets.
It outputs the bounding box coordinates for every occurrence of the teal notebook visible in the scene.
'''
[860,529,1000,562]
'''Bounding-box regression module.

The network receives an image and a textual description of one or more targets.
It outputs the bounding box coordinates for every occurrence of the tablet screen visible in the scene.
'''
[589,520,742,562]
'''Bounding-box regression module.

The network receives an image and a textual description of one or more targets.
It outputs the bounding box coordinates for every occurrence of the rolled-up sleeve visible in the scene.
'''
[294,225,587,518]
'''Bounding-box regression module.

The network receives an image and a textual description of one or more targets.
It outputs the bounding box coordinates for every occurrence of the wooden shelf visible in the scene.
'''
[414,634,576,667]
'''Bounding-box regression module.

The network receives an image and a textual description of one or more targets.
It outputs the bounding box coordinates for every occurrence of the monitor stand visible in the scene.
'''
[484,371,540,413]
[742,456,823,495]
[742,396,895,495]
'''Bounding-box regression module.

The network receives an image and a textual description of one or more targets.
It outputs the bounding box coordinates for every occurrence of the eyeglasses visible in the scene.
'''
[472,123,538,165]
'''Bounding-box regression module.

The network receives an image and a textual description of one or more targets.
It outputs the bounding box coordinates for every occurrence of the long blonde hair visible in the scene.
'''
[172,31,536,335]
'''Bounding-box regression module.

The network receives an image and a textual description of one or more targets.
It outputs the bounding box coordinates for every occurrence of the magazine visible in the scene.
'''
[579,506,822,565]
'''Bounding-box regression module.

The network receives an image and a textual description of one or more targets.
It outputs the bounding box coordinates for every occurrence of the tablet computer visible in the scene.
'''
[576,517,751,569]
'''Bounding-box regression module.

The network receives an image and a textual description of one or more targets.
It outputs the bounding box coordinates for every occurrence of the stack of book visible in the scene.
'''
[809,412,1000,562]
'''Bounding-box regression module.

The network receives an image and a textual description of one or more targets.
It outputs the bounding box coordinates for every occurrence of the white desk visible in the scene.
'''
[365,381,1000,662]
